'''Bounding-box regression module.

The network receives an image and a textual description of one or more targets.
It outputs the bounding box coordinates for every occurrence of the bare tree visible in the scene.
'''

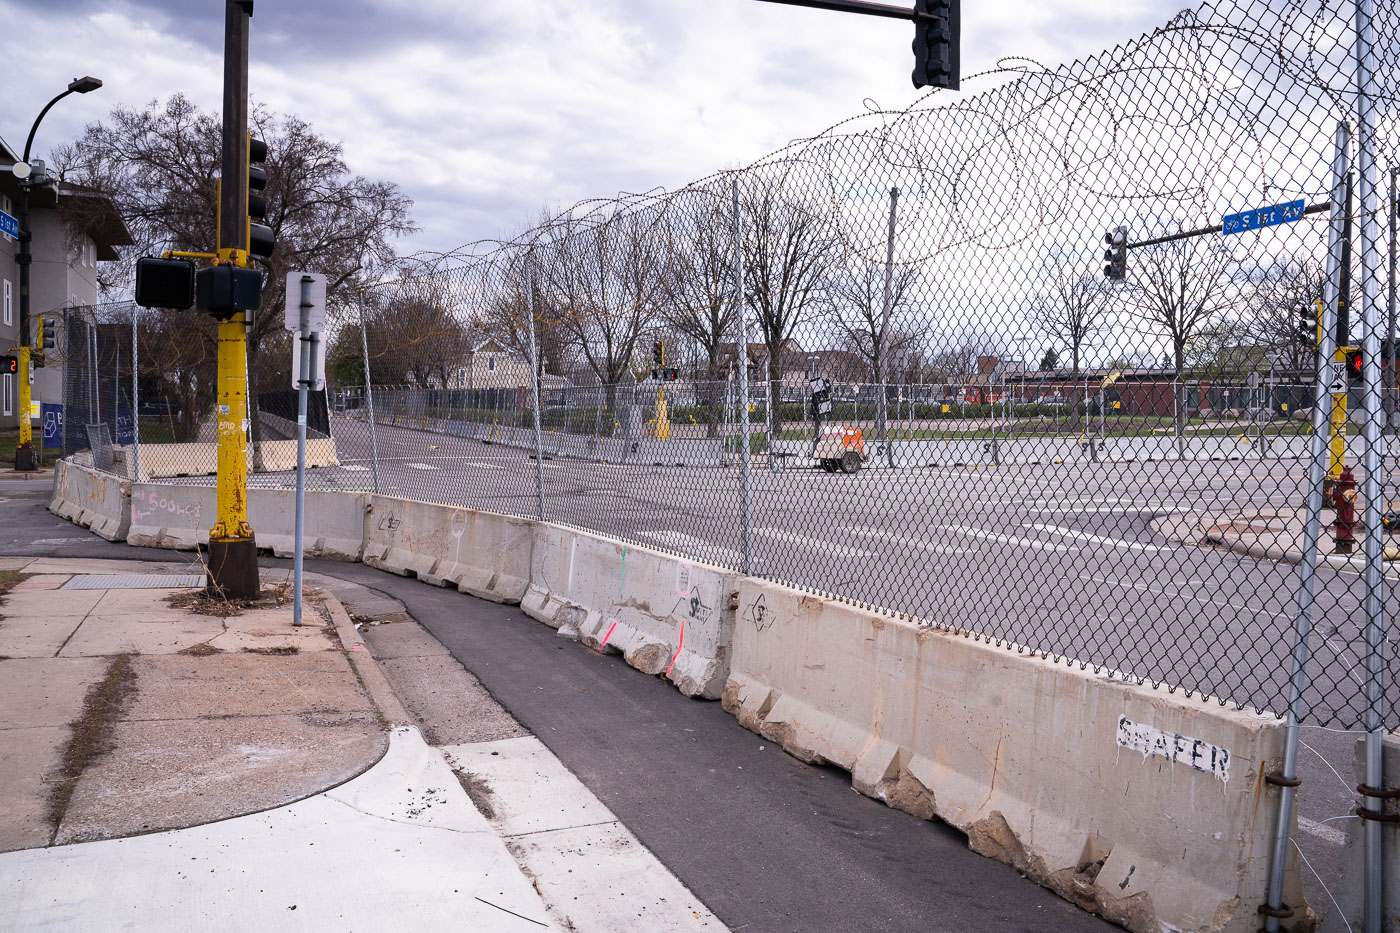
[546,207,669,416]
[659,189,736,436]
[1238,255,1330,373]
[1124,234,1236,374]
[53,94,417,437]
[1032,270,1110,375]
[826,256,919,381]
[739,174,839,432]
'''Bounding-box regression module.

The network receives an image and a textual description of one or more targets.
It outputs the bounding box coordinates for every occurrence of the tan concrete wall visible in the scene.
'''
[48,458,130,541]
[1334,731,1399,931]
[362,496,531,604]
[722,578,1305,933]
[523,523,738,698]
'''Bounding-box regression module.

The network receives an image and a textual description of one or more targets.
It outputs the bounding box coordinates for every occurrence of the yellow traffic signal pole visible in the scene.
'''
[1328,345,1349,486]
[16,345,30,453]
[206,0,258,598]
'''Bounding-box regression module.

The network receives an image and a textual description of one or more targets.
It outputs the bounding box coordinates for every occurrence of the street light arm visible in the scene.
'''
[23,88,79,163]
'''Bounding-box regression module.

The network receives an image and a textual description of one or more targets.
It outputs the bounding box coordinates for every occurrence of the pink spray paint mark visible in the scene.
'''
[665,620,685,678]
[598,621,618,652]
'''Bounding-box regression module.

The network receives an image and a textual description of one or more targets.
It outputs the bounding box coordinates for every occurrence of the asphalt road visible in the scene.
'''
[269,415,1398,728]
[1,474,1369,928]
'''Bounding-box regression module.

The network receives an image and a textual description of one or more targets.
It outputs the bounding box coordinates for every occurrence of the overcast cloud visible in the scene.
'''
[0,0,1188,255]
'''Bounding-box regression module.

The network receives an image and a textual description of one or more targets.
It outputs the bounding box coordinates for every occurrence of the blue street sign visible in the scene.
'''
[41,403,63,447]
[0,209,17,239]
[1222,199,1305,236]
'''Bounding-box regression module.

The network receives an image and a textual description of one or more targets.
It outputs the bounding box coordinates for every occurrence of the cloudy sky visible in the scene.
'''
[0,0,1187,256]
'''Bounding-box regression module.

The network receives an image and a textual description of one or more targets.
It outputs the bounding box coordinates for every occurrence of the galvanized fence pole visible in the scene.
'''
[1353,0,1389,922]
[130,305,140,481]
[880,186,898,469]
[1262,121,1349,933]
[732,178,755,576]
[355,290,381,494]
[525,269,546,521]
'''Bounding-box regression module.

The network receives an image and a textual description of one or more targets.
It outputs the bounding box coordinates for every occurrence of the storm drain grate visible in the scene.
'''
[60,574,207,590]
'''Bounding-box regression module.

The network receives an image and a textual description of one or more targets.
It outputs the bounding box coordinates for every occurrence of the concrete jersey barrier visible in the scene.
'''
[361,495,532,604]
[722,578,1302,933]
[127,484,366,560]
[523,523,739,699]
[49,458,131,542]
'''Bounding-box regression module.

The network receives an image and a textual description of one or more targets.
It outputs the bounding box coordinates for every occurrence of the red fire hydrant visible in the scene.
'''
[1333,466,1357,554]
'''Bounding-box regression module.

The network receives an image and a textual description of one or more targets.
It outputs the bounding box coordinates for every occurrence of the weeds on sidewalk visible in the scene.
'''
[47,653,139,840]
[0,569,31,597]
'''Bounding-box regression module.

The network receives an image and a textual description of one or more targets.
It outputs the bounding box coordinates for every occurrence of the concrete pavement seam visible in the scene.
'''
[325,592,413,727]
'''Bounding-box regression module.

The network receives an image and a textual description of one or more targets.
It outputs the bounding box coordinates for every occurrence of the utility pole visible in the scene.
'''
[208,0,259,598]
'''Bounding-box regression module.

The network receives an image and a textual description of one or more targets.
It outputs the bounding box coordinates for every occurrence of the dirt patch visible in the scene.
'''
[451,767,497,821]
[242,645,299,656]
[47,653,140,838]
[165,582,324,618]
[177,643,225,657]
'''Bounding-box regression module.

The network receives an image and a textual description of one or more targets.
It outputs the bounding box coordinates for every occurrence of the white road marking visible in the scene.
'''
[406,463,439,470]
[943,525,1078,551]
[1077,572,1291,622]
[1027,523,1174,552]
[636,530,744,566]
[1298,816,1349,846]
[848,527,970,555]
[752,527,875,558]
[340,465,371,472]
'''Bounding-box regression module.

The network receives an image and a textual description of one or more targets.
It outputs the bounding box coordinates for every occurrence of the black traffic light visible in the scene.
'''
[912,0,959,90]
[247,136,274,258]
[196,264,263,321]
[666,368,678,382]
[134,257,196,310]
[1103,226,1127,280]
[1346,347,1363,384]
[39,317,55,351]
[652,340,664,366]
[1296,301,1320,346]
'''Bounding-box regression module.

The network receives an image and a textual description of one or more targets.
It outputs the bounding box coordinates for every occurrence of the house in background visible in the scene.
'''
[0,134,130,436]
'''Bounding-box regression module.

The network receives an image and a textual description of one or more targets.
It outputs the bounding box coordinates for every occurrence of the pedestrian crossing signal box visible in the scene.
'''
[0,356,16,375]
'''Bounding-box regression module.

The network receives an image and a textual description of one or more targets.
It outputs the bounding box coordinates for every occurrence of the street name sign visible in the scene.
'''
[0,209,17,239]
[1222,199,1305,236]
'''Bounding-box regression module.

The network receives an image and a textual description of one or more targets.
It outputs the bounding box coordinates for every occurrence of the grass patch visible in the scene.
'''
[47,653,139,838]
[0,570,31,598]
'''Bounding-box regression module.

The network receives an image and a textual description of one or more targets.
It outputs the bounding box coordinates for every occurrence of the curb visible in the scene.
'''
[324,591,414,727]
[1202,528,1400,578]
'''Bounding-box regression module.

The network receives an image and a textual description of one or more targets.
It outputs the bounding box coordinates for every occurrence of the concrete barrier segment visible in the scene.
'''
[47,458,131,541]
[362,496,531,603]
[722,578,1304,933]
[524,523,738,698]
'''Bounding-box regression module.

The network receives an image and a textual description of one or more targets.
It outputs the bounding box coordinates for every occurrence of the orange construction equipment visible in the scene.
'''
[815,426,868,474]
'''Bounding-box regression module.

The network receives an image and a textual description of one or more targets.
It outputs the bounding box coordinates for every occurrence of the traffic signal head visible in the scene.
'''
[652,340,664,365]
[40,317,55,351]
[1346,347,1363,384]
[1296,301,1320,346]
[1102,226,1127,280]
[134,257,196,309]
[196,264,263,321]
[247,136,274,258]
[912,0,959,90]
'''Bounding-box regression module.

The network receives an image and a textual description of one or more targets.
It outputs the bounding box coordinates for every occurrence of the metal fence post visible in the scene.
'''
[525,267,546,521]
[1262,120,1349,933]
[355,290,381,495]
[1353,0,1389,923]
[879,186,898,469]
[732,178,755,576]
[130,304,140,481]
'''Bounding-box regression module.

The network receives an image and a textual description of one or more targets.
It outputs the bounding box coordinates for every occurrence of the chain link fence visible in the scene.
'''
[65,0,1397,734]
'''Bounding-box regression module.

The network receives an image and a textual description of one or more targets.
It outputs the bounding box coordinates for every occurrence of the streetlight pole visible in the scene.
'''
[11,76,102,469]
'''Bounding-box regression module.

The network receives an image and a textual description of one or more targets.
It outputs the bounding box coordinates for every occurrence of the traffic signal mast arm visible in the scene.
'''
[1121,200,1332,251]
[753,0,945,24]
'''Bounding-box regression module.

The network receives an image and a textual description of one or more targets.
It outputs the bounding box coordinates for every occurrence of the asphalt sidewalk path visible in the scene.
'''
[0,477,1110,932]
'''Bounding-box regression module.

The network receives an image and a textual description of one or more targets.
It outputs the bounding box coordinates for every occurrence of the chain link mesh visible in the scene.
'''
[65,0,1397,729]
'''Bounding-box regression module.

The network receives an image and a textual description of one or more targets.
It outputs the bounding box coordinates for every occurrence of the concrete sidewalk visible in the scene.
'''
[0,556,723,932]
[1157,507,1400,576]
